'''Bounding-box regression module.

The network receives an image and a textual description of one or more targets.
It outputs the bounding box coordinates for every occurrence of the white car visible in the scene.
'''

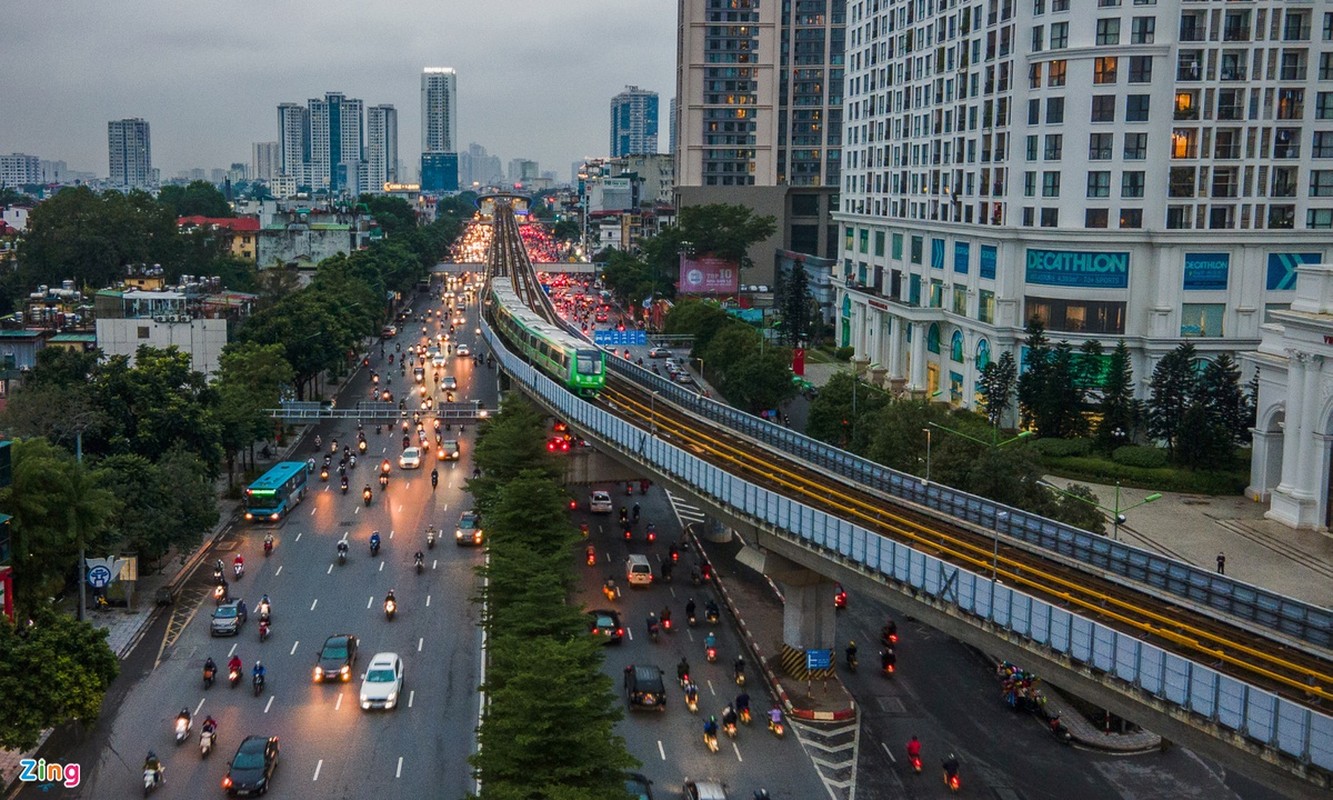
[441,375,458,390]
[432,354,447,368]
[398,447,422,469]
[456,344,471,357]
[359,652,404,710]
[589,490,613,513]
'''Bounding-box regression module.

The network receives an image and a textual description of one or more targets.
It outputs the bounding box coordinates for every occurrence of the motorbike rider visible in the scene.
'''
[735,691,751,718]
[685,598,697,621]
[660,606,672,628]
[203,656,217,681]
[341,474,349,491]
[430,468,439,489]
[733,654,746,679]
[703,715,719,740]
[201,715,217,735]
[722,704,738,730]
[258,594,271,620]
[846,640,859,666]
[370,531,382,551]
[881,647,896,671]
[704,631,717,651]
[631,503,640,523]
[233,553,244,572]
[385,589,397,608]
[144,752,163,784]
[414,549,424,567]
[363,483,373,500]
[677,657,691,685]
[646,612,659,637]
[768,705,784,726]
[906,735,922,761]
[228,654,242,676]
[942,753,960,782]
[705,598,720,621]
[252,660,266,685]
[176,707,191,731]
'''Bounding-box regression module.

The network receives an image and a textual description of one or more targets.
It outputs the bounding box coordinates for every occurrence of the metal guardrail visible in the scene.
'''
[483,318,1333,773]
[603,357,1333,652]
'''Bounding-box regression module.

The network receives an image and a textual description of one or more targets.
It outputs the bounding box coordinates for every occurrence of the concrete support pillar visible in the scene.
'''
[909,322,927,390]
[740,551,838,681]
[698,516,733,544]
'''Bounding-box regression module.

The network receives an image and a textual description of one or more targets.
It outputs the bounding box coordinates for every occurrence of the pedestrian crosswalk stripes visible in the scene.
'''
[666,490,706,527]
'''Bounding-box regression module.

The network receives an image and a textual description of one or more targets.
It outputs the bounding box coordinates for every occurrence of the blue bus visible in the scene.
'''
[244,461,309,522]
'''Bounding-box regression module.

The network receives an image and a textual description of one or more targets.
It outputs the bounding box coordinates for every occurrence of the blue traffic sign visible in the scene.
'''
[87,564,112,589]
[806,648,832,670]
[592,330,648,346]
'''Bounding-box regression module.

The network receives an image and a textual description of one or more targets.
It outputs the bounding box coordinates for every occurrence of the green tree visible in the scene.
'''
[0,439,118,619]
[1045,341,1089,438]
[1197,353,1250,445]
[806,371,889,451]
[215,342,295,482]
[1174,402,1234,469]
[357,194,417,236]
[723,350,799,413]
[1015,318,1052,433]
[552,218,581,242]
[778,261,812,345]
[978,351,1017,427]
[1048,483,1108,535]
[1094,341,1138,451]
[96,449,218,562]
[158,180,232,218]
[0,609,119,750]
[468,397,561,512]
[1146,342,1198,458]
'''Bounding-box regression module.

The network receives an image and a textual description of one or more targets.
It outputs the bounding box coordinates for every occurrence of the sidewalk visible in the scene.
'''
[686,523,857,723]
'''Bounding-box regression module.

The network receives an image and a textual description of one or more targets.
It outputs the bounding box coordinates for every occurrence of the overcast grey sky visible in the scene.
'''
[1,1,675,180]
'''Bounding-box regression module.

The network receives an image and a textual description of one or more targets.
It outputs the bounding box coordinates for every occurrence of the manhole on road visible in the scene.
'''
[875,696,908,714]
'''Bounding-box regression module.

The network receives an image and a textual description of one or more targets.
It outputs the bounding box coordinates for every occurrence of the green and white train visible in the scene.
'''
[486,277,606,396]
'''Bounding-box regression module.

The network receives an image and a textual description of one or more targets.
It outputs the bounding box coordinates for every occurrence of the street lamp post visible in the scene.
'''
[922,427,932,484]
[1042,479,1163,541]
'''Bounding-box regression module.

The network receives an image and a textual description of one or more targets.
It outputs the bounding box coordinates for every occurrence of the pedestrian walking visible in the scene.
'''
[1216,551,1226,574]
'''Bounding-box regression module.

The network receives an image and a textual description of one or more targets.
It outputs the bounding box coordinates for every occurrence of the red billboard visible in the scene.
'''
[678,253,740,295]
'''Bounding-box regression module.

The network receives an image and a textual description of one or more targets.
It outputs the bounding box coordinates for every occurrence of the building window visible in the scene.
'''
[1050,22,1069,49]
[1028,99,1041,125]
[1128,56,1153,84]
[1169,167,1196,197]
[1094,57,1118,84]
[952,285,968,315]
[1315,132,1333,158]
[1087,171,1111,197]
[1024,171,1037,197]
[1318,92,1333,120]
[950,330,965,362]
[893,233,904,259]
[978,289,996,323]
[1089,133,1114,160]
[1052,0,1068,10]
[1048,60,1067,86]
[1034,0,1045,14]
[1122,171,1145,197]
[910,235,923,264]
[1311,171,1333,197]
[859,229,869,253]
[1044,134,1063,160]
[1123,133,1148,159]
[874,231,886,256]
[1120,208,1144,228]
[1086,208,1109,227]
[1032,25,1044,52]
[1023,206,1035,226]
[1040,208,1060,227]
[1091,95,1116,122]
[1098,0,1120,6]
[1125,95,1151,122]
[1042,171,1061,197]
[1309,208,1333,228]
[1131,16,1155,44]
[1027,135,1039,161]
[1046,97,1064,124]
[1180,304,1224,337]
[927,323,941,353]
[137,326,150,339]
[1268,205,1295,229]
[1025,296,1127,334]
[1029,63,1043,89]
[1096,18,1121,45]
[930,280,944,308]
[1178,51,1202,81]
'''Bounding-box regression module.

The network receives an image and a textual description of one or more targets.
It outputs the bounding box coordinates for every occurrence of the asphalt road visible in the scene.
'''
[68,287,490,799]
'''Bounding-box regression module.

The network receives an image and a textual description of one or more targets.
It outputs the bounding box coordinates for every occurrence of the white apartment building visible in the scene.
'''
[835,0,1332,411]
[0,153,41,186]
[367,105,399,191]
[276,103,308,185]
[308,93,364,192]
[421,67,458,154]
[108,118,153,189]
[252,141,280,183]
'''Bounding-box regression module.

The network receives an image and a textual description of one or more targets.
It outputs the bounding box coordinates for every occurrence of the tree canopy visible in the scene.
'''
[157,180,232,218]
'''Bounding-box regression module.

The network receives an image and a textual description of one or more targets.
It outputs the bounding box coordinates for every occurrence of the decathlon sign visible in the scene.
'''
[1025,248,1129,289]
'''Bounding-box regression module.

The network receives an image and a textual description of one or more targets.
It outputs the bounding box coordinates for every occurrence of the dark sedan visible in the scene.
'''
[313,634,358,683]
[588,608,624,644]
[222,735,279,796]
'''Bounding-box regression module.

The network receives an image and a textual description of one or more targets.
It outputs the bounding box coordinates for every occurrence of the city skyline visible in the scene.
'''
[0,1,673,180]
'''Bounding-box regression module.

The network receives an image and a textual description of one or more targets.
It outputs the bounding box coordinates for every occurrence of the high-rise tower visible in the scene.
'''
[610,86,659,157]
[276,103,309,185]
[308,92,364,192]
[421,68,459,191]
[107,118,152,189]
[367,105,399,190]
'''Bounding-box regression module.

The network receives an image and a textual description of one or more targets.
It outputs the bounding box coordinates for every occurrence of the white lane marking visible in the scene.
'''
[425,595,431,607]
[389,529,395,539]
[194,698,205,716]
[227,643,238,657]
[397,504,403,512]
[312,759,323,781]
[432,559,438,569]
[274,566,282,577]
[408,690,415,708]
[335,693,343,711]
[289,640,299,656]
[657,740,666,760]
[626,628,634,642]
[264,695,274,714]
[295,533,302,542]
[311,508,316,516]
[395,756,403,779]
[732,740,743,761]
[367,596,374,609]
[327,564,333,575]
[355,506,361,515]
[379,561,385,572]
[706,680,716,696]
[417,637,423,652]
[880,741,895,762]
[310,599,318,611]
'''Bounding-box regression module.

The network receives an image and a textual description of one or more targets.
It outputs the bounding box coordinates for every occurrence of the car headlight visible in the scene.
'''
[314,667,324,679]
[386,691,397,704]
[340,665,350,678]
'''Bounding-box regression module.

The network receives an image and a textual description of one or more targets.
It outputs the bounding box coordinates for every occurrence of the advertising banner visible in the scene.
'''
[678,254,740,295]
[1266,252,1323,291]
[980,245,997,279]
[954,242,970,274]
[1183,253,1229,291]
[1025,248,1129,289]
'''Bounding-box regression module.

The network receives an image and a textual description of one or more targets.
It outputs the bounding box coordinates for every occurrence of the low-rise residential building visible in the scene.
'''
[256,207,379,269]
[177,216,262,262]
[93,277,255,377]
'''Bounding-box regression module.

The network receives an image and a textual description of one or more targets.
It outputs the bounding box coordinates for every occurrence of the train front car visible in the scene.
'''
[571,347,606,396]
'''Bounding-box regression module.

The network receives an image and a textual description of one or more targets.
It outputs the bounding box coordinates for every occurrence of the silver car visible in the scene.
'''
[210,600,246,636]
[359,652,404,710]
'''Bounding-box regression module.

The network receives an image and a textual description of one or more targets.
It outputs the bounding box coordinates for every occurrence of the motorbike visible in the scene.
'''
[585,546,596,567]
[370,539,381,557]
[228,667,241,688]
[684,686,699,713]
[703,731,720,753]
[234,561,244,579]
[687,611,697,627]
[337,546,348,565]
[143,766,163,795]
[735,665,746,686]
[200,729,215,758]
[320,468,329,482]
[1044,711,1073,744]
[358,440,367,453]
[623,528,632,542]
[259,620,270,641]
[705,606,720,625]
[648,621,660,643]
[646,525,656,545]
[907,752,922,774]
[705,645,718,663]
[739,707,752,725]
[203,665,216,689]
[340,478,349,494]
[379,473,389,488]
[174,716,190,745]
[252,673,264,697]
[213,585,227,604]
[426,527,436,548]
[768,716,786,739]
[846,650,858,673]
[943,767,961,793]
[384,598,397,620]
[415,555,424,574]
[263,538,273,557]
[602,578,617,603]
[723,720,738,739]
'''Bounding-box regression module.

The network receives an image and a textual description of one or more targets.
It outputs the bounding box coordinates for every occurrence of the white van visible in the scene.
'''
[625,554,653,586]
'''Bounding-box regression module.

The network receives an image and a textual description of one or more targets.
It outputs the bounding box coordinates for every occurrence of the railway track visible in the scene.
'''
[485,204,1333,713]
